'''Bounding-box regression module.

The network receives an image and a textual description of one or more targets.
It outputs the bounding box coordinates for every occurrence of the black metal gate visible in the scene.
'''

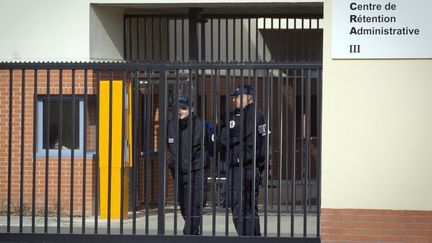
[0,11,322,243]
[124,13,323,63]
[0,61,321,243]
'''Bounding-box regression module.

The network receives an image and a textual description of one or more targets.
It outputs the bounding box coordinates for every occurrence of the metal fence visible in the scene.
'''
[0,62,321,243]
[124,14,323,62]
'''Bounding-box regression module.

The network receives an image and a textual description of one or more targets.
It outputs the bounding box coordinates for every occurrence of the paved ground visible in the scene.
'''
[1,208,317,237]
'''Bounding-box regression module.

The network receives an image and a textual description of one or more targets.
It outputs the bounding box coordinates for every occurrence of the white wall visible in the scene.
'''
[1,0,317,62]
[0,0,90,61]
[322,0,432,211]
[90,5,124,60]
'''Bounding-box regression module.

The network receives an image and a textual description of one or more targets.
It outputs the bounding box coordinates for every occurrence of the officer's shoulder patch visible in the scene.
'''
[229,120,236,128]
[258,124,267,136]
[168,138,175,143]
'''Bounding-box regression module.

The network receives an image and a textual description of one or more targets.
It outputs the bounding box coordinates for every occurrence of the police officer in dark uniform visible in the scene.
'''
[223,84,267,236]
[166,95,214,235]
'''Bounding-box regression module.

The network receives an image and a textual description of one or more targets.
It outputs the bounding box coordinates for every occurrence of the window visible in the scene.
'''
[36,96,85,157]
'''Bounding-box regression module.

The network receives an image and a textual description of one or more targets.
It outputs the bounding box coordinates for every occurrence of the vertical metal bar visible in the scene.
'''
[151,17,155,60]
[82,69,88,234]
[120,71,126,235]
[189,9,199,61]
[248,18,251,62]
[182,18,185,62]
[31,70,37,233]
[224,69,231,236]
[144,17,147,60]
[271,18,274,59]
[307,74,312,211]
[270,66,275,210]
[301,69,306,237]
[240,18,243,61]
[211,69,217,236]
[301,18,305,62]
[267,66,277,215]
[291,69,297,237]
[308,18,312,62]
[95,70,101,234]
[277,69,283,237]
[278,18,282,62]
[136,71,141,233]
[307,76,313,215]
[293,19,297,62]
[285,68,290,213]
[44,69,50,233]
[157,69,167,235]
[233,19,236,61]
[142,72,147,234]
[211,18,214,62]
[263,69,270,237]
[262,18,266,62]
[286,18,289,62]
[225,18,229,62]
[70,69,76,234]
[255,18,258,62]
[173,69,179,235]
[159,17,163,61]
[251,69,257,235]
[107,70,113,234]
[57,70,63,234]
[186,69,193,235]
[133,70,139,234]
[316,69,322,237]
[214,68,221,215]
[270,22,275,210]
[7,70,12,233]
[239,69,244,235]
[167,18,170,61]
[174,18,177,61]
[137,18,140,60]
[277,17,282,61]
[129,17,132,60]
[149,74,155,234]
[305,69,312,237]
[145,69,151,235]
[200,68,206,235]
[123,16,127,60]
[19,70,25,233]
[132,70,139,234]
[218,18,221,61]
[201,20,206,62]
[133,76,138,224]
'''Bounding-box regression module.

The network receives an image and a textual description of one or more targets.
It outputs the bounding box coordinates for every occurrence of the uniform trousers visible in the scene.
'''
[178,170,207,235]
[230,164,261,236]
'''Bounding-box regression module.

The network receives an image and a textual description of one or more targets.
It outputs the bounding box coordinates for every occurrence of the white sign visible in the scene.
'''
[332,0,432,59]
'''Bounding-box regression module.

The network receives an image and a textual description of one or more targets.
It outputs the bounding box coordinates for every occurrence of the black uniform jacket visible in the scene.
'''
[167,114,214,175]
[221,103,267,167]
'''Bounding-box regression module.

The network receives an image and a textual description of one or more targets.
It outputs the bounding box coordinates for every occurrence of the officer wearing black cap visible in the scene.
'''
[166,95,214,235]
[223,84,267,236]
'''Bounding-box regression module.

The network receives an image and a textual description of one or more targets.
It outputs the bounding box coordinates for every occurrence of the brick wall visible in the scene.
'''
[0,69,97,216]
[321,208,432,242]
